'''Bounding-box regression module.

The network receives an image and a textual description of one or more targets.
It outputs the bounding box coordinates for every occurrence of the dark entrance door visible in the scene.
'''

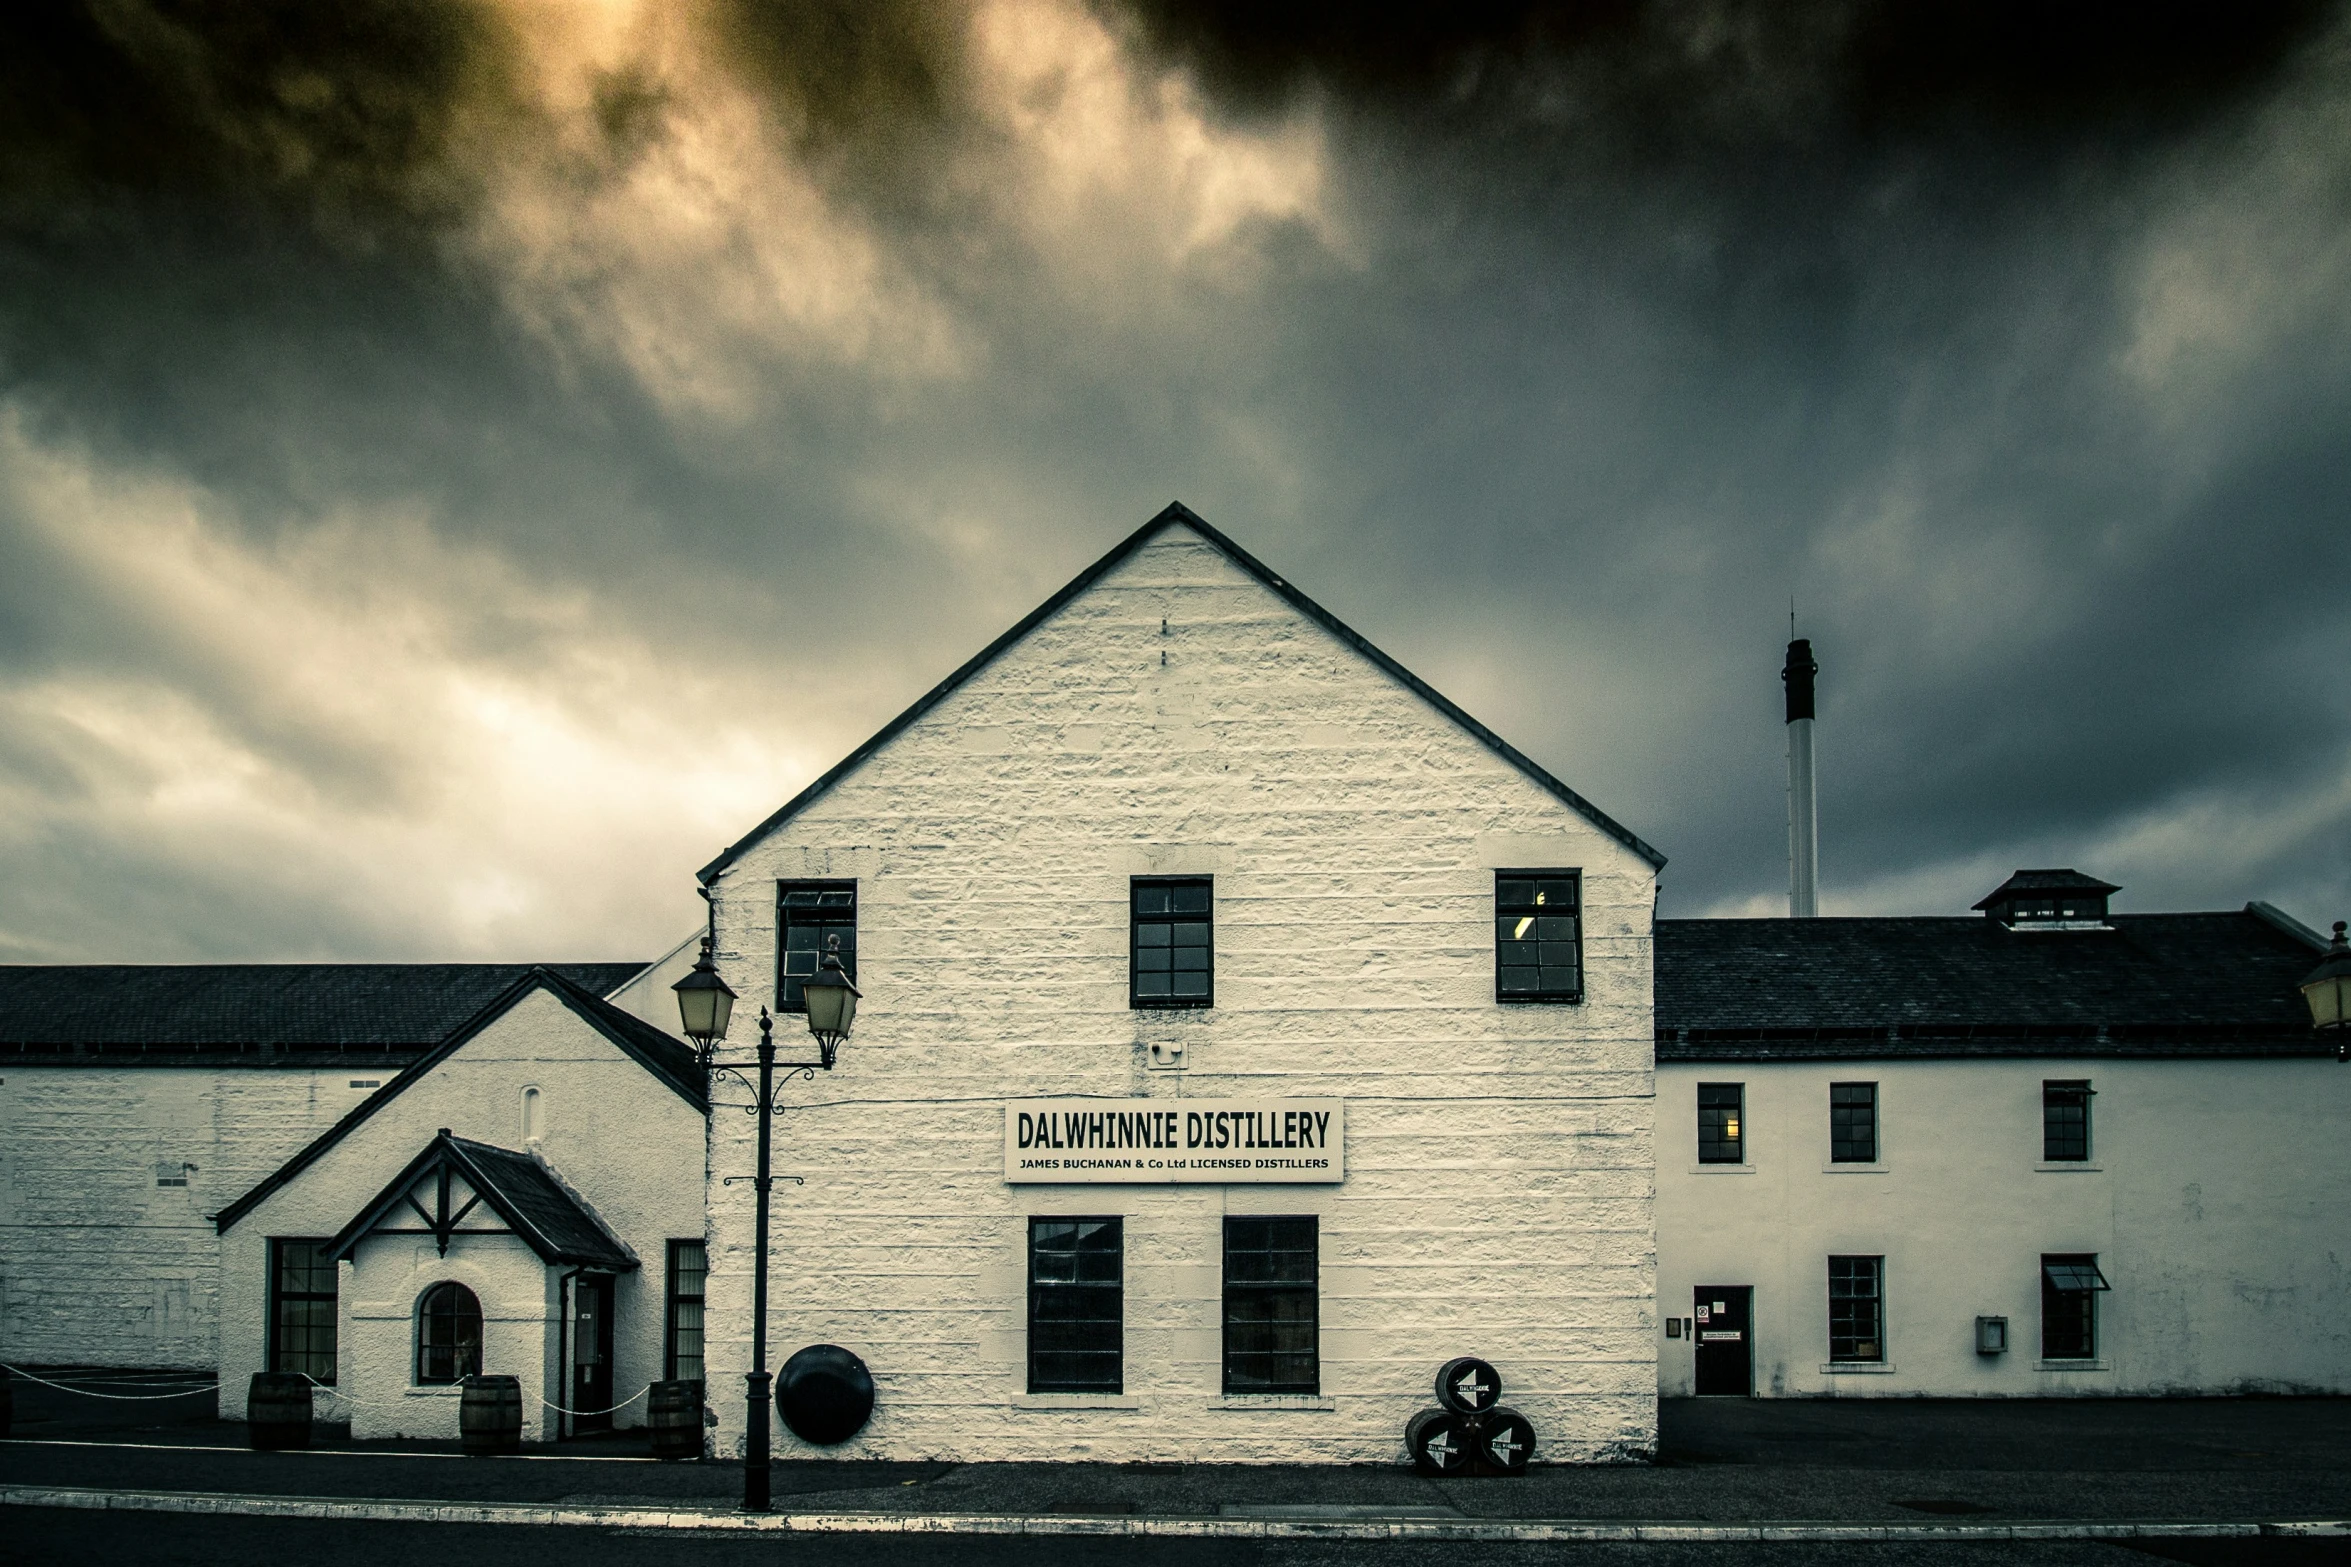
[1693,1285,1753,1396]
[572,1274,615,1432]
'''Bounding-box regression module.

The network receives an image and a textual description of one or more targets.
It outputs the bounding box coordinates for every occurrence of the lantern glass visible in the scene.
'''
[803,968,858,1040]
[2308,973,2349,1029]
[672,954,738,1044]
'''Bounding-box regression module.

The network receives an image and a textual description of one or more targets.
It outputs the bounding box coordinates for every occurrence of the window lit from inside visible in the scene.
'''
[1224,1217,1318,1394]
[1132,878,1212,1008]
[269,1239,338,1384]
[1029,1217,1122,1392]
[416,1281,483,1385]
[1830,1082,1878,1163]
[665,1239,706,1386]
[779,882,857,1013]
[1698,1083,1744,1164]
[1828,1255,1884,1363]
[2041,1255,2108,1359]
[1495,872,1581,1001]
[2043,1081,2092,1162]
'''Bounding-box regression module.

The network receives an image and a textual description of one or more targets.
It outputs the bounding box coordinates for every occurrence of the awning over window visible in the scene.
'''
[2042,1259,2111,1293]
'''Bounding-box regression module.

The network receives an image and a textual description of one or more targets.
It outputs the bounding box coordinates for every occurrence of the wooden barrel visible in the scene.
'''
[1405,1406,1472,1476]
[646,1380,702,1461]
[459,1374,522,1455]
[246,1372,312,1451]
[1433,1356,1502,1416]
[1474,1406,1536,1475]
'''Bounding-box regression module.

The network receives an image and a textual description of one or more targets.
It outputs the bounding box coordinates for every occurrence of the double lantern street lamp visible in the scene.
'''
[673,933,859,1513]
[2304,921,2351,1063]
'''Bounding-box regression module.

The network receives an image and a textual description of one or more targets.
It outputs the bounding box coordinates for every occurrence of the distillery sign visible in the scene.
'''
[1004,1098,1344,1184]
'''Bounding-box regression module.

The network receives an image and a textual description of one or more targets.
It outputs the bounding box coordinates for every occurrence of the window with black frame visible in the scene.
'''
[1131,878,1212,1008]
[2043,1081,2092,1162]
[1223,1216,1318,1394]
[2041,1255,2108,1359]
[1495,871,1581,1001]
[1698,1083,1744,1164]
[1028,1217,1123,1392]
[269,1239,338,1384]
[415,1281,483,1385]
[1830,1083,1878,1164]
[665,1239,707,1386]
[1828,1256,1884,1363]
[779,882,857,1013]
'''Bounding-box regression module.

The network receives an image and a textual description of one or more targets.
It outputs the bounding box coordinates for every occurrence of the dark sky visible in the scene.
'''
[3,1,2348,962]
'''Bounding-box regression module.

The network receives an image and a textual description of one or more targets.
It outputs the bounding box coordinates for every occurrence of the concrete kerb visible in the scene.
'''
[4,1486,2346,1544]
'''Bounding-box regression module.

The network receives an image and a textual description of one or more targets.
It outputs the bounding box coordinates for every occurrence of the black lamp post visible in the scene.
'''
[2301,921,2351,1063]
[674,936,859,1512]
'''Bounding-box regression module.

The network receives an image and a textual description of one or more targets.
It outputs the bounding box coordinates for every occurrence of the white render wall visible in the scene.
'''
[703,524,1661,1464]
[0,1067,374,1368]
[1656,1056,2351,1397]
[215,987,705,1435]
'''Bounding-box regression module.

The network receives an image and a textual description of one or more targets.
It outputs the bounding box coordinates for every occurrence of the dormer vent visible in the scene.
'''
[1973,869,2120,931]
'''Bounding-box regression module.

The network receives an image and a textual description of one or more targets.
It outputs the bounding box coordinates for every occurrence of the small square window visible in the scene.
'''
[1830,1083,1878,1164]
[1828,1255,1884,1363]
[1029,1217,1123,1392]
[1495,871,1582,1002]
[2042,1081,2091,1162]
[1132,879,1212,1009]
[778,881,857,1014]
[1698,1083,1744,1164]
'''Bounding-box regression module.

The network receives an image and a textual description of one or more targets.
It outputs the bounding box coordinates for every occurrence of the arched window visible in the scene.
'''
[416,1282,483,1384]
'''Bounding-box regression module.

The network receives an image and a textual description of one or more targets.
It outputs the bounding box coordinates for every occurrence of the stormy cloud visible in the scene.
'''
[1,1,2347,962]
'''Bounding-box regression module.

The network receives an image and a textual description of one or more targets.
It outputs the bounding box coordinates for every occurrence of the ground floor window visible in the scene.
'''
[1223,1216,1318,1393]
[268,1238,338,1384]
[1827,1255,1884,1363]
[666,1239,707,1385]
[1028,1217,1122,1393]
[2041,1255,2108,1359]
[416,1281,483,1384]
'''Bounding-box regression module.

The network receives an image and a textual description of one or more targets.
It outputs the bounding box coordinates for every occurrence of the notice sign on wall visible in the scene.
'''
[1004,1098,1344,1184]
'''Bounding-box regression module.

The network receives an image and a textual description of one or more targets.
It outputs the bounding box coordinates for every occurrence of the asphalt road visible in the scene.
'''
[3,1508,2343,1567]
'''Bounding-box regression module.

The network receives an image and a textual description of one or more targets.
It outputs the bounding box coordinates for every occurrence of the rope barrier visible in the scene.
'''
[1,1364,216,1401]
[540,1384,650,1418]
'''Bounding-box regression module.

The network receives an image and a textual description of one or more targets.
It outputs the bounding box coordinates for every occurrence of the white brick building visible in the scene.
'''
[694,505,1666,1463]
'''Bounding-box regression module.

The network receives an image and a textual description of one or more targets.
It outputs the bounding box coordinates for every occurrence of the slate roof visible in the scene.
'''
[0,962,648,1064]
[325,1132,636,1270]
[1656,906,2331,1060]
[215,967,704,1234]
[697,503,1666,884]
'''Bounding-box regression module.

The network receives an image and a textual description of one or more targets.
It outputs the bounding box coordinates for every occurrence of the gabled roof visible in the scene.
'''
[0,961,646,1063]
[1656,907,2331,1060]
[215,967,704,1234]
[697,503,1665,883]
[1972,869,2122,910]
[325,1131,635,1270]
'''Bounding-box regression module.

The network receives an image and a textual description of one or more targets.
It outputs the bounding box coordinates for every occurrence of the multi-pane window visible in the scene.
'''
[2043,1081,2092,1162]
[665,1240,707,1385]
[1495,872,1582,1001]
[1830,1083,1878,1164]
[1131,879,1212,1008]
[1223,1217,1318,1394]
[2041,1255,2108,1359]
[1028,1217,1123,1392]
[269,1239,338,1384]
[779,882,857,1013]
[1698,1083,1744,1164]
[415,1281,483,1385]
[1828,1256,1884,1363]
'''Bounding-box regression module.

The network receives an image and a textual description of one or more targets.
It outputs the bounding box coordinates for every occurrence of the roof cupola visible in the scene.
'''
[1972,869,2120,931]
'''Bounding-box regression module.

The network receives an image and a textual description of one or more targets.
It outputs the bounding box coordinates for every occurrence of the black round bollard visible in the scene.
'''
[1406,1407,1474,1476]
[460,1374,523,1455]
[1475,1406,1536,1475]
[647,1380,703,1461]
[776,1345,874,1446]
[247,1372,312,1451]
[1433,1356,1502,1416]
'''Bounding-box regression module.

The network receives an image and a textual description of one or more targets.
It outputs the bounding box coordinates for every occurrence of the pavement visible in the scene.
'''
[3,1366,2347,1543]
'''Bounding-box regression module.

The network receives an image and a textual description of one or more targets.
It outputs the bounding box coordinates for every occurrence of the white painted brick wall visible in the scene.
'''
[703,526,1660,1464]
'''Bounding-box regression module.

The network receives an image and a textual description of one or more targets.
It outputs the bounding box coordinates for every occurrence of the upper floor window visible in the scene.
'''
[1495,872,1581,1002]
[269,1239,338,1385]
[415,1281,482,1385]
[2042,1081,2092,1162]
[1131,878,1212,1008]
[779,882,857,1013]
[1830,1082,1878,1164]
[1698,1083,1744,1164]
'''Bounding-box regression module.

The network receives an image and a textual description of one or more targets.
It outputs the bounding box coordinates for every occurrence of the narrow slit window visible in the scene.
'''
[1028,1217,1123,1392]
[1830,1083,1878,1164]
[1131,879,1212,1009]
[1495,871,1582,1002]
[1828,1255,1884,1363]
[779,881,857,1014]
[665,1239,707,1386]
[1698,1083,1744,1164]
[1223,1216,1318,1394]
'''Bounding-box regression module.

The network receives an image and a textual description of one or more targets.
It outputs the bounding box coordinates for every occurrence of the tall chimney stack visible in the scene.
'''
[1783,636,1820,918]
